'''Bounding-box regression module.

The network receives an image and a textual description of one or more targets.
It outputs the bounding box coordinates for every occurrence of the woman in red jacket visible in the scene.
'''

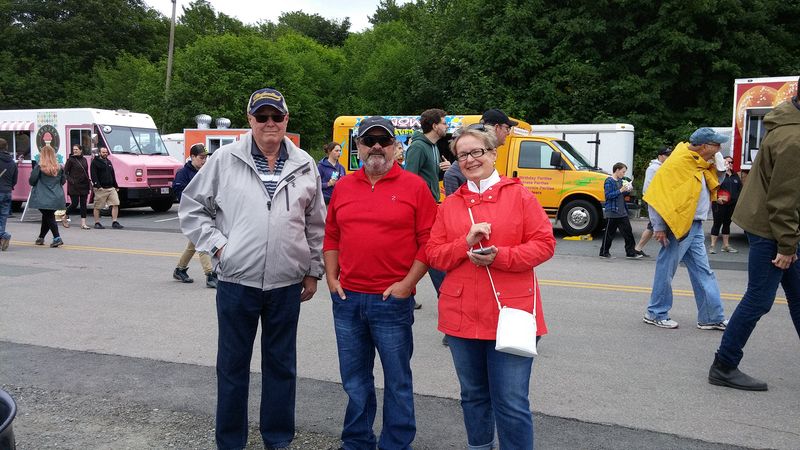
[427,125,555,450]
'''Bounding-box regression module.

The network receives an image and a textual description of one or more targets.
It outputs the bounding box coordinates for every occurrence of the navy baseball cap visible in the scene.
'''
[481,109,518,127]
[247,88,288,115]
[357,116,395,138]
[690,127,730,145]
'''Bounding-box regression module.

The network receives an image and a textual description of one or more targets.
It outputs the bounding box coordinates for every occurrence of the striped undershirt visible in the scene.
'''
[251,140,288,199]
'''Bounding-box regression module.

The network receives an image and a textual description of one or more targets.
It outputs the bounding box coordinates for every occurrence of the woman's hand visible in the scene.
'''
[466,222,491,247]
[467,246,498,266]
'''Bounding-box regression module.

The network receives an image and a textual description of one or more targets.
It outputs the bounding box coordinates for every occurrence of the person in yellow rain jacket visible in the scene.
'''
[641,127,728,330]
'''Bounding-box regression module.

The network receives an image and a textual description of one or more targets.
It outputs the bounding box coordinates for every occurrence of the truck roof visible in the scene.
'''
[0,108,157,129]
[531,123,634,133]
[735,76,797,85]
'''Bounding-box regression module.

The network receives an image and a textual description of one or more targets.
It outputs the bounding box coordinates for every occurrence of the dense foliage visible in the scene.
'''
[2,0,798,170]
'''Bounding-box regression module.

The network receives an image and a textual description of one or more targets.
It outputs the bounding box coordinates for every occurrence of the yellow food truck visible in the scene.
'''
[332,115,612,235]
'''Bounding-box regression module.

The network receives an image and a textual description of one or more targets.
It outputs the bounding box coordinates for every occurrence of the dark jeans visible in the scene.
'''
[448,336,534,450]
[331,289,416,450]
[0,191,10,239]
[38,209,60,239]
[716,232,800,367]
[600,216,635,256]
[710,203,735,236]
[67,194,88,218]
[215,280,302,450]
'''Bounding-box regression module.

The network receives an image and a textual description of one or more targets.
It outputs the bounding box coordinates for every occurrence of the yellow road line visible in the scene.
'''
[11,241,182,258]
[10,240,789,305]
[540,279,788,305]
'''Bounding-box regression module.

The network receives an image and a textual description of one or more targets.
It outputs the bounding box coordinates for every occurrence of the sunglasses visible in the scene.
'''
[360,135,394,147]
[253,113,286,123]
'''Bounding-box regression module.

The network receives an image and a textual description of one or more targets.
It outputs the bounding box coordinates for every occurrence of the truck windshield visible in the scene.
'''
[102,126,168,156]
[554,140,594,170]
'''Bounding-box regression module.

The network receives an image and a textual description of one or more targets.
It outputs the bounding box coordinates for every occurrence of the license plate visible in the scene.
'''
[160,187,170,195]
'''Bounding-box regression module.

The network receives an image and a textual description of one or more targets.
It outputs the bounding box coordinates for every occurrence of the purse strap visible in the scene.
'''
[467,207,537,318]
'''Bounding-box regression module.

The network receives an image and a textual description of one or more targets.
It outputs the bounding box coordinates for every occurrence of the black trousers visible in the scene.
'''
[600,216,636,256]
[66,194,88,218]
[38,209,60,239]
[710,203,735,236]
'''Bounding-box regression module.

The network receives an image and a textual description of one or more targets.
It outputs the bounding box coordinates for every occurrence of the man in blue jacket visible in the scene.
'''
[599,162,641,259]
[173,143,215,287]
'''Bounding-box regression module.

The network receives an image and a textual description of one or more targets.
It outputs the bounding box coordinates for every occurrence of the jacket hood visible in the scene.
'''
[182,160,199,173]
[411,130,432,145]
[0,152,12,163]
[764,99,800,132]
[648,159,662,168]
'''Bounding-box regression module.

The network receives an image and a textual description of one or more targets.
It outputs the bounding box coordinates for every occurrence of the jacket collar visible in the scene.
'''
[231,132,306,171]
[455,175,518,207]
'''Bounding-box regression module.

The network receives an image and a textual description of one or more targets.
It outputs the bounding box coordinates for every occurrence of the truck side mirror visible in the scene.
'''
[549,152,564,169]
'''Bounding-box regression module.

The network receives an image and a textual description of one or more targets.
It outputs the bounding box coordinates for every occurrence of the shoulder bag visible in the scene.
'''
[468,208,538,357]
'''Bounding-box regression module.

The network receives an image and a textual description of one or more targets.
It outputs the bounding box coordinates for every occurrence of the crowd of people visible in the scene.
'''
[0,140,125,251]
[2,81,797,449]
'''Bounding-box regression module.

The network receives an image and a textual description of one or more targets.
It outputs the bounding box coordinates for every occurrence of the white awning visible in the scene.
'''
[0,121,34,131]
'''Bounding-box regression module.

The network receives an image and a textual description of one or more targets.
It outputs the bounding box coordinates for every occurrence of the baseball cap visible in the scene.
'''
[189,143,208,156]
[357,116,395,138]
[247,88,288,115]
[657,146,673,156]
[689,127,730,145]
[481,109,519,127]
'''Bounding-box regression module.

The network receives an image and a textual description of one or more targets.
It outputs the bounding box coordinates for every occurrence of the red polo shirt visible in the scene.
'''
[323,163,437,294]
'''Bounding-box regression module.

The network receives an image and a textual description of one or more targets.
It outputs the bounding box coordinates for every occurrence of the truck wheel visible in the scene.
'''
[150,199,174,213]
[560,199,599,236]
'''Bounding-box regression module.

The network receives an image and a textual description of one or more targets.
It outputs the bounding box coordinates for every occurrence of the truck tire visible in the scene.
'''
[559,199,600,236]
[150,199,174,213]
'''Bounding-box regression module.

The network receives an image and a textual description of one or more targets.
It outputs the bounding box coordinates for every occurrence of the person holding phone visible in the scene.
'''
[426,125,555,450]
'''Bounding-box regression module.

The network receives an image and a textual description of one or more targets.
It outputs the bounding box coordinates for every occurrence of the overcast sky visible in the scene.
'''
[145,0,407,32]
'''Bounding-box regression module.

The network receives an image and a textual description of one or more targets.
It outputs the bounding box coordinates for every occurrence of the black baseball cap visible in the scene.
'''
[657,146,672,156]
[481,109,518,127]
[357,116,395,138]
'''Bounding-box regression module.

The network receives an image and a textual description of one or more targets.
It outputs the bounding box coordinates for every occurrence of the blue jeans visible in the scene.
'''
[331,290,416,450]
[716,232,800,367]
[0,191,11,239]
[215,280,302,450]
[447,336,534,450]
[647,221,725,324]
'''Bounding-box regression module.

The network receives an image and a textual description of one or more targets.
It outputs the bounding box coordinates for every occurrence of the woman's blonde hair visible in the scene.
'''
[39,145,60,176]
[449,124,498,155]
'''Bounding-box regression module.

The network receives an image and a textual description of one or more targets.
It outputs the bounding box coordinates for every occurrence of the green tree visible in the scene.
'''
[262,11,351,47]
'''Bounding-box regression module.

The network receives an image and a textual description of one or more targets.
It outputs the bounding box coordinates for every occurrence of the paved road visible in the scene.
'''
[1,208,797,449]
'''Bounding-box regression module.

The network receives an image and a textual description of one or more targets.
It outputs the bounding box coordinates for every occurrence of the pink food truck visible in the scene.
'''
[0,108,182,212]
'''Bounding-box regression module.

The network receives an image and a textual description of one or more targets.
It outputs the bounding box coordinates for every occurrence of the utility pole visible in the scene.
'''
[163,0,177,133]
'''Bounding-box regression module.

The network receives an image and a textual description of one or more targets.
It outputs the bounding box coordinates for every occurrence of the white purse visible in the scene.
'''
[468,208,538,357]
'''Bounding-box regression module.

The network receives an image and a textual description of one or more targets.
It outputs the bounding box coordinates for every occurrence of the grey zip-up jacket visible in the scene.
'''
[178,133,326,290]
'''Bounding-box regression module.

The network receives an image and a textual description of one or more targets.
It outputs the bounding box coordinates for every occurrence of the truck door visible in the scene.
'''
[742,108,770,168]
[509,139,565,217]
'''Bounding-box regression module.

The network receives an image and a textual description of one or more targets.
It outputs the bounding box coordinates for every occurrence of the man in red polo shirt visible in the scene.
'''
[323,116,437,450]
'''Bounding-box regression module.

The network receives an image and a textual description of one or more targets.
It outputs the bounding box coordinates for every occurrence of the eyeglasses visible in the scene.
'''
[359,135,394,147]
[456,148,489,161]
[253,113,286,123]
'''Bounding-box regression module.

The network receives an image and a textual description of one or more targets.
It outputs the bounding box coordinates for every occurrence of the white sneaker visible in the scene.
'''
[643,315,679,329]
[698,319,728,330]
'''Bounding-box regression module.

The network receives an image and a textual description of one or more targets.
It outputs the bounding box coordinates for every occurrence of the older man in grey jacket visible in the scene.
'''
[179,88,326,450]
